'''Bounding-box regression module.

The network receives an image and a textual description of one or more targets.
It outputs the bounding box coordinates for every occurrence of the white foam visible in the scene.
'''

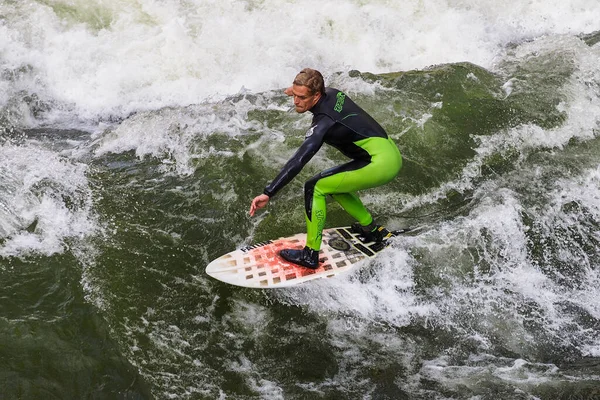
[540,166,600,353]
[273,165,597,375]
[91,96,269,174]
[229,356,284,400]
[399,34,600,211]
[414,162,600,358]
[420,355,562,390]
[1,0,599,122]
[274,244,437,329]
[0,143,97,257]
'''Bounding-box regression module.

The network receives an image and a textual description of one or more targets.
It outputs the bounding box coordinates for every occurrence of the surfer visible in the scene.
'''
[249,68,402,269]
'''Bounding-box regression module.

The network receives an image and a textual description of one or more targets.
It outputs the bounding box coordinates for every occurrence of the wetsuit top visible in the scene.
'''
[263,87,389,197]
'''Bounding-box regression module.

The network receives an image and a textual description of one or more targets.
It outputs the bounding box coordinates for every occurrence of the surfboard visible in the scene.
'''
[205,226,411,288]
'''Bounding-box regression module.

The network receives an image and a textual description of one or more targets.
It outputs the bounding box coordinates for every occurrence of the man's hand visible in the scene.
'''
[249,194,270,216]
[284,87,293,96]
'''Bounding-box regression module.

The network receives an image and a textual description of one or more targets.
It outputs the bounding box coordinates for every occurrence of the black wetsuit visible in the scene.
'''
[264,87,402,250]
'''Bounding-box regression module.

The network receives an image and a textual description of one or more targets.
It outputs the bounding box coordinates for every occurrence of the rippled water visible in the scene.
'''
[1,1,600,398]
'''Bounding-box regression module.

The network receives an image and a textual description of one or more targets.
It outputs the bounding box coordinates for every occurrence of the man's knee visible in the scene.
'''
[304,173,325,199]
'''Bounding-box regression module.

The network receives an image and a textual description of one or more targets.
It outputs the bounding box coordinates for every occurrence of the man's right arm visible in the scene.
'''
[263,135,322,197]
[263,117,334,197]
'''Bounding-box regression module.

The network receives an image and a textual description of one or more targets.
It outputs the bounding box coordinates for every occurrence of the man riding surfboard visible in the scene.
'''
[250,68,402,269]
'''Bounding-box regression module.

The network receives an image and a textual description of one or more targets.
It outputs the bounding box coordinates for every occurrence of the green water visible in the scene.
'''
[2,31,600,399]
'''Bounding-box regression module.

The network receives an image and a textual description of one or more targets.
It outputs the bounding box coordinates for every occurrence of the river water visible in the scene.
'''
[1,1,600,399]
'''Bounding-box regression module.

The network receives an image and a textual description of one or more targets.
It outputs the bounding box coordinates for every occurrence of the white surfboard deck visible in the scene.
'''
[205,226,406,288]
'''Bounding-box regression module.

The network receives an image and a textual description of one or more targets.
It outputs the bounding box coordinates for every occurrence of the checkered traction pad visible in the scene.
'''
[206,227,389,288]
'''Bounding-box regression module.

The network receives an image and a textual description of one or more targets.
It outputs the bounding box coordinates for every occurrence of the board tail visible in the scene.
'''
[351,222,418,243]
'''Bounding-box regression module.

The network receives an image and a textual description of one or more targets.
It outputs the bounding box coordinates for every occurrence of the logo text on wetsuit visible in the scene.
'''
[334,92,345,112]
[306,126,315,138]
[315,210,325,242]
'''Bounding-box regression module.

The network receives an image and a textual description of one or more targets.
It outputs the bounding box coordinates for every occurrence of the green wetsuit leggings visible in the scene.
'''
[304,137,402,250]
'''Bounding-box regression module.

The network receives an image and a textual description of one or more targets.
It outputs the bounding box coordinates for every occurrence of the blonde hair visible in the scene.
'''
[293,68,325,95]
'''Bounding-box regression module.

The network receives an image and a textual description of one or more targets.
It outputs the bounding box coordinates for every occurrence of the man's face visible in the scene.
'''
[291,84,321,113]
